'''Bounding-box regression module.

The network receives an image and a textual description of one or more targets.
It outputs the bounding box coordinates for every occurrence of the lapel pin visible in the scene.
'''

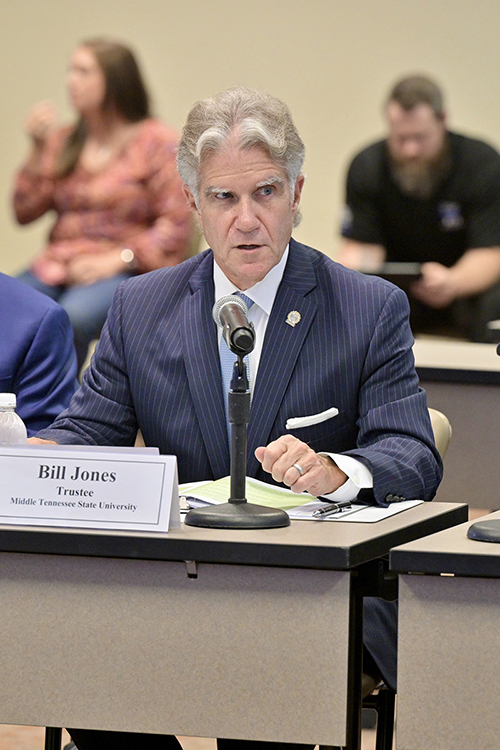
[286,311,301,327]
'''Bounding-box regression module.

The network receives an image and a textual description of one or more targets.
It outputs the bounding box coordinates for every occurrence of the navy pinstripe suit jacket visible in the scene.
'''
[39,238,442,505]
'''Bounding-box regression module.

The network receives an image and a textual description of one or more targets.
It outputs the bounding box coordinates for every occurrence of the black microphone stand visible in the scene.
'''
[185,346,290,529]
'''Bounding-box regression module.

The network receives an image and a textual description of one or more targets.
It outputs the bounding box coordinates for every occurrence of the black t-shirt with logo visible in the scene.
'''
[341,131,500,267]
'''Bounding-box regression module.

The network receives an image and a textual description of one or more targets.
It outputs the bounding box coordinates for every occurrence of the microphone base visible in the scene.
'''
[184,502,290,529]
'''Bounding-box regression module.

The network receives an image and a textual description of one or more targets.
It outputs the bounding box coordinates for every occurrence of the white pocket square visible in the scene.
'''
[286,406,339,429]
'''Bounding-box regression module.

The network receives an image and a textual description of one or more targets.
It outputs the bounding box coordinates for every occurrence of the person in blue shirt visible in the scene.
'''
[0,272,78,434]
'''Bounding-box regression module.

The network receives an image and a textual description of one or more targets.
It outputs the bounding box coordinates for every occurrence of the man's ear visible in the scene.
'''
[292,174,305,211]
[183,185,201,224]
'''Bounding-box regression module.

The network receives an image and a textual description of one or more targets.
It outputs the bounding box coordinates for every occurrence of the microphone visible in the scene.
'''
[213,294,255,355]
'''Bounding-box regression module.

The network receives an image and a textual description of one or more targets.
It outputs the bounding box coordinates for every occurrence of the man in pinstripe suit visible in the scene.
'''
[34,87,442,750]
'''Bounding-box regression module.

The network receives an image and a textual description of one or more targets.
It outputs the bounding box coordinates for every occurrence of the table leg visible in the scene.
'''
[345,571,363,750]
[45,727,62,750]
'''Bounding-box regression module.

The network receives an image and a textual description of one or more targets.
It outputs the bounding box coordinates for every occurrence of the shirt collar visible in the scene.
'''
[213,245,289,316]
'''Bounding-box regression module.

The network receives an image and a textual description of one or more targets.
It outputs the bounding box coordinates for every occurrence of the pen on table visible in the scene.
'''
[312,500,352,518]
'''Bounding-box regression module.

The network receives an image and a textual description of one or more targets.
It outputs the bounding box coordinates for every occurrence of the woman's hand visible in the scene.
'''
[25,101,59,148]
[67,249,131,286]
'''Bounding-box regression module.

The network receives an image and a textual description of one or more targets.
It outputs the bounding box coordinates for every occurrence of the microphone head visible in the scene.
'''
[212,294,248,328]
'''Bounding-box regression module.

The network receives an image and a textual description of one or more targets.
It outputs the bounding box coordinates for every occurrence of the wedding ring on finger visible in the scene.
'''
[293,462,305,476]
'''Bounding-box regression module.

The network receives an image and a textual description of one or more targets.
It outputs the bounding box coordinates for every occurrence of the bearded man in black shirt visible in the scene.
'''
[339,74,500,341]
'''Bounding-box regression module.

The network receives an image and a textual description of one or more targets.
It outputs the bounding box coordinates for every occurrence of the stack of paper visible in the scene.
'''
[179,476,422,522]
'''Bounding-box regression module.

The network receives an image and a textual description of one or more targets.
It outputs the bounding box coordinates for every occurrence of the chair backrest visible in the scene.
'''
[428,407,452,459]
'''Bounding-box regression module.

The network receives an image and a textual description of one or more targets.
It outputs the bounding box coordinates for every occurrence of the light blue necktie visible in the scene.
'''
[219,292,254,439]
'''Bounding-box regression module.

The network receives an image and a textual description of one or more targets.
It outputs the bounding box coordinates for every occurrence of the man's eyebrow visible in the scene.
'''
[204,186,230,198]
[203,175,285,198]
[255,175,285,188]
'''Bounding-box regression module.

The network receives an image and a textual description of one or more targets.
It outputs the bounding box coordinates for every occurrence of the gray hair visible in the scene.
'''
[177,87,305,224]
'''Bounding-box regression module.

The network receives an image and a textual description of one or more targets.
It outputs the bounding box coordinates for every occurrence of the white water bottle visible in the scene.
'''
[0,393,28,445]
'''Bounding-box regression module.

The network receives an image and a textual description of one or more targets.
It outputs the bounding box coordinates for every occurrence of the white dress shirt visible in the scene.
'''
[213,247,373,502]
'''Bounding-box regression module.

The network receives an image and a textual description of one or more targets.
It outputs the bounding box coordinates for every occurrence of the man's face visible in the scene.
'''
[386,101,447,166]
[184,144,304,290]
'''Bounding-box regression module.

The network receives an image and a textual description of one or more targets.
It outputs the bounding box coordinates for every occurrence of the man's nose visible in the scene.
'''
[234,198,259,231]
[401,138,421,159]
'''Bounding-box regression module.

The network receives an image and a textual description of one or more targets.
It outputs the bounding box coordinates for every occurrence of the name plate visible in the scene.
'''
[0,446,179,532]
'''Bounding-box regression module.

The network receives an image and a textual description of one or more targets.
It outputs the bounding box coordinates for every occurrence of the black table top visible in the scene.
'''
[416,366,500,385]
[413,338,500,384]
[390,509,500,578]
[0,502,467,571]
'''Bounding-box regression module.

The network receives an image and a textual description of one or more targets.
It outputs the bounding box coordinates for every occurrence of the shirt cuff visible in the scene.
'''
[318,453,373,502]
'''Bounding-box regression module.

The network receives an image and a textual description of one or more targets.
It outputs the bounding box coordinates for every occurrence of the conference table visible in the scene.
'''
[390,509,500,750]
[0,502,467,750]
[413,337,500,509]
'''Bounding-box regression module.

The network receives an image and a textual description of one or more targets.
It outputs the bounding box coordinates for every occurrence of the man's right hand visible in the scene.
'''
[411,262,458,308]
[28,438,58,445]
[255,435,348,497]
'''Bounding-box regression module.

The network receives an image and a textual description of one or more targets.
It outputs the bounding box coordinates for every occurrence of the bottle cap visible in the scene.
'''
[0,393,17,407]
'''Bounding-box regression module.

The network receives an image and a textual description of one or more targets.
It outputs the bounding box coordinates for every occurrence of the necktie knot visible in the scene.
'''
[235,291,254,311]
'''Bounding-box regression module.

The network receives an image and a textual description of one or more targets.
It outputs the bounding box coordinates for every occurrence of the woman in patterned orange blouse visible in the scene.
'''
[13,38,193,370]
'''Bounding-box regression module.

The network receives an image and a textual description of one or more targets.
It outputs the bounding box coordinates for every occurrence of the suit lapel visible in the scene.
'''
[247,241,318,476]
[181,253,230,478]
[181,242,319,480]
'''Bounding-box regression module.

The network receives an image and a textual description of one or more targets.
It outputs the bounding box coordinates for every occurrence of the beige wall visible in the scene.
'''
[2,0,500,275]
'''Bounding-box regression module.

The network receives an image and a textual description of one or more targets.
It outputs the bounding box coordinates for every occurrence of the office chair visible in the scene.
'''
[321,407,452,750]
[428,407,452,460]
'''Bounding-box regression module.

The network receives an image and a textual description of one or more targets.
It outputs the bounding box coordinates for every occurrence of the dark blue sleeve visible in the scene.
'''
[14,304,79,435]
[344,285,442,504]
